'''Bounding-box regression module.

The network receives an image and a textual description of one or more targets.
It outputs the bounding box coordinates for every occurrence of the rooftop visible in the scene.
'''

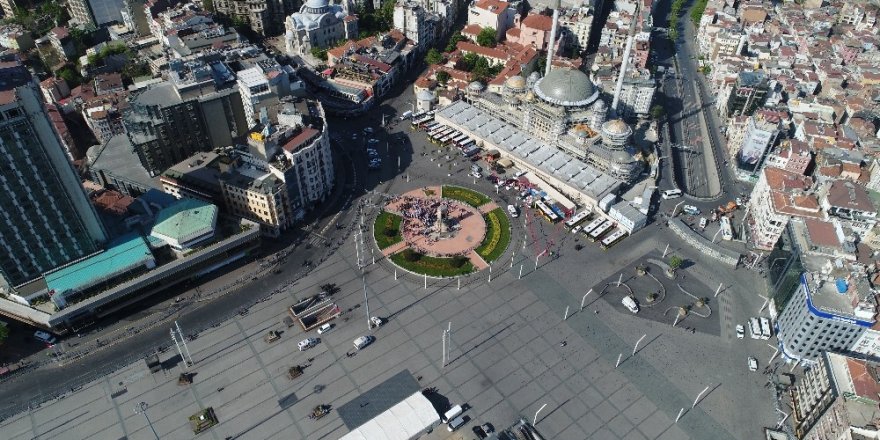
[150,198,218,244]
[44,233,153,297]
[521,13,554,31]
[824,180,875,213]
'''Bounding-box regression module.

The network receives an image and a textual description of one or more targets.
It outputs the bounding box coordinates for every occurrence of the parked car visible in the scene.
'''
[748,356,758,372]
[735,324,744,339]
[507,204,518,218]
[370,316,383,328]
[317,323,333,335]
[683,205,701,215]
[699,217,707,229]
[298,338,318,351]
[33,330,57,345]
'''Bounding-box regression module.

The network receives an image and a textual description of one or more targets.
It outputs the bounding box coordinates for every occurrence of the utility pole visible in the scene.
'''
[134,402,160,440]
[175,321,193,366]
[170,329,187,370]
[362,274,372,331]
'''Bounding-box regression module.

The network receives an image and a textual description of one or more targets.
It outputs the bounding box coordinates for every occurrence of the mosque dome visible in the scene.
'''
[505,75,527,91]
[534,68,598,107]
[468,81,485,93]
[602,119,632,137]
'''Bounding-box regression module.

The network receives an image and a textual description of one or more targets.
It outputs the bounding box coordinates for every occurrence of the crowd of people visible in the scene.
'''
[386,195,478,257]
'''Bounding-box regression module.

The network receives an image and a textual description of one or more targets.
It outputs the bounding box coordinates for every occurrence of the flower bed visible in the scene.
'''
[475,208,511,262]
[373,212,403,249]
[441,185,491,208]
[390,252,475,277]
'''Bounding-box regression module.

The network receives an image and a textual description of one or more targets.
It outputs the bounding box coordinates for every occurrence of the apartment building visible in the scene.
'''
[746,166,822,251]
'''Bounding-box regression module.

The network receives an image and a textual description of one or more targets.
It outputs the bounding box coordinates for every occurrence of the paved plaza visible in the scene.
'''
[1,175,777,440]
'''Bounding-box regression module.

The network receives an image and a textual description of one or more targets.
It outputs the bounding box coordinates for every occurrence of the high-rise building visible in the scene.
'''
[0,60,108,289]
[746,167,822,251]
[736,112,780,172]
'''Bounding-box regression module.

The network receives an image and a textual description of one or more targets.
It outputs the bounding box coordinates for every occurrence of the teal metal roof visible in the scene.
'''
[150,198,218,243]
[45,233,154,296]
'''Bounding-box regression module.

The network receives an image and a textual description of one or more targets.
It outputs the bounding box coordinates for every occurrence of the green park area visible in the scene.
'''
[390,249,475,277]
[441,185,491,208]
[475,208,511,263]
[373,212,403,249]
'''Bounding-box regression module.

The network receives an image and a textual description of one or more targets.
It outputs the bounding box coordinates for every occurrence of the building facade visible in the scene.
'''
[213,0,298,36]
[122,58,248,176]
[746,167,821,251]
[791,352,880,439]
[777,273,875,364]
[0,61,108,289]
[725,71,769,118]
[67,0,127,27]
[467,0,516,41]
[737,113,780,170]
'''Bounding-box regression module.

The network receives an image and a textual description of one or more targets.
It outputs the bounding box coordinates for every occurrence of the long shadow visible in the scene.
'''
[448,323,512,365]
[33,410,90,437]
[537,398,570,425]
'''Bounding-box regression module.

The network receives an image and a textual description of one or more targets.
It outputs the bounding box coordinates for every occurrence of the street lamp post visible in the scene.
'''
[134,402,160,440]
[533,403,547,425]
[581,288,592,310]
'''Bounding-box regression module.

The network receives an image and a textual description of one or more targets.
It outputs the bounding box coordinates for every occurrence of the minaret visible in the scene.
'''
[544,0,561,77]
[611,35,635,117]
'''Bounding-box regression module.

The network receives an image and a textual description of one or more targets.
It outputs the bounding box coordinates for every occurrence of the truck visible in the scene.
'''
[748,317,761,340]
[759,317,772,340]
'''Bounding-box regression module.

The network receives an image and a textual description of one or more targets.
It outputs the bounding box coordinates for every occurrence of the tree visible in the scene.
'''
[445,32,465,52]
[311,46,328,61]
[668,255,683,270]
[122,60,152,82]
[425,48,443,65]
[477,27,497,48]
[55,65,83,87]
[650,104,665,120]
[435,70,450,84]
[451,255,468,268]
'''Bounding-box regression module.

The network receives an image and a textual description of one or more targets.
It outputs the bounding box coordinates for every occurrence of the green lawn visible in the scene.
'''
[390,252,475,277]
[373,212,403,249]
[441,185,491,207]
[475,208,511,263]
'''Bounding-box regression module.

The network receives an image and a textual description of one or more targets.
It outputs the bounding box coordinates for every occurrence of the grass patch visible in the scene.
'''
[390,252,475,277]
[476,208,511,262]
[442,185,491,207]
[373,212,403,249]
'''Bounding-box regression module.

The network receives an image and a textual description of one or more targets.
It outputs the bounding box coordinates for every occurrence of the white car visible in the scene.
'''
[351,133,357,140]
[622,296,640,314]
[735,197,743,206]
[370,316,383,328]
[572,225,582,234]
[699,217,707,229]
[507,205,518,218]
[735,324,744,339]
[748,356,758,372]
[298,338,318,351]
[317,323,333,335]
[354,335,374,350]
[683,205,701,215]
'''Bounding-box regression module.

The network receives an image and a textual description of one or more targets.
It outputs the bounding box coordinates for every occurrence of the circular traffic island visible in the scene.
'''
[374,186,511,277]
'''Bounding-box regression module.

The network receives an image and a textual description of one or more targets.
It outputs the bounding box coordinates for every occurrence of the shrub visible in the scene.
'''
[402,248,422,262]
[451,255,469,268]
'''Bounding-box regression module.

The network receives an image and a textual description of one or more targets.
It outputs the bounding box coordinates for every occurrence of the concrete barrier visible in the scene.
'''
[668,218,741,267]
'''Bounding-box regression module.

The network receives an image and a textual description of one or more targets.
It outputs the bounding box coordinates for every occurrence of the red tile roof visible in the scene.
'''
[283,127,319,153]
[473,0,510,14]
[521,14,554,31]
[804,219,840,248]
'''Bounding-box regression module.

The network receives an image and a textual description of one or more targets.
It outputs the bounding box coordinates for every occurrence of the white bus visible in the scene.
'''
[581,218,606,236]
[720,217,733,241]
[535,200,559,222]
[588,220,614,241]
[565,209,592,228]
[661,189,683,199]
[451,133,468,144]
[600,229,627,250]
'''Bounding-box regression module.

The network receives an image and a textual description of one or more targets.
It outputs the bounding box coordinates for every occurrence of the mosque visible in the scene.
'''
[465,66,645,183]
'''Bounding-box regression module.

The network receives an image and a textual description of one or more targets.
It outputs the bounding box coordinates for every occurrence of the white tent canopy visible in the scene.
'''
[340,392,441,440]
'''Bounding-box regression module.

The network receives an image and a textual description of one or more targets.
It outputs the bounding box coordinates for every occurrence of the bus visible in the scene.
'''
[600,229,627,250]
[748,318,761,340]
[456,137,473,148]
[588,220,614,241]
[451,133,468,145]
[459,139,475,150]
[411,114,431,128]
[564,209,592,228]
[423,122,439,131]
[535,200,560,222]
[720,217,733,241]
[759,317,772,340]
[581,217,606,236]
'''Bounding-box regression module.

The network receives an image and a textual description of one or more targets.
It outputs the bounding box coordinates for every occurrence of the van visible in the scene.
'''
[661,189,682,199]
[443,405,463,422]
[353,335,374,350]
[447,415,466,431]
